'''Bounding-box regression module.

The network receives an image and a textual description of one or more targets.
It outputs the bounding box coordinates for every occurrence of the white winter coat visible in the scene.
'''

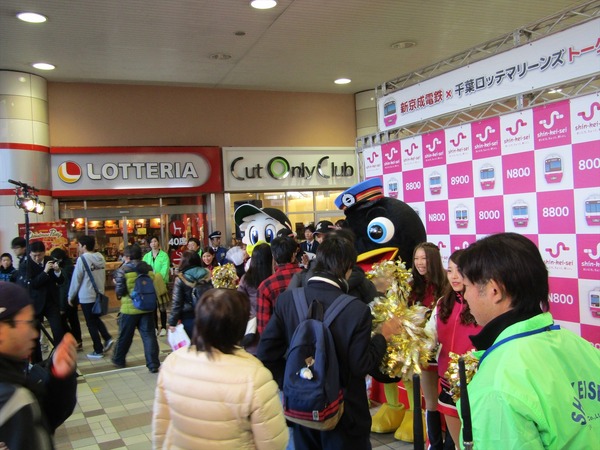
[152,345,288,450]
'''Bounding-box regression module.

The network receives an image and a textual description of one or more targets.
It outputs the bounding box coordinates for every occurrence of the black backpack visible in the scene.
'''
[282,288,353,430]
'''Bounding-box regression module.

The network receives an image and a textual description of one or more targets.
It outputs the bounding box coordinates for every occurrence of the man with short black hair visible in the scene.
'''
[256,236,301,334]
[17,240,65,362]
[0,282,78,449]
[459,232,600,449]
[300,224,318,254]
[258,234,400,449]
[10,236,27,268]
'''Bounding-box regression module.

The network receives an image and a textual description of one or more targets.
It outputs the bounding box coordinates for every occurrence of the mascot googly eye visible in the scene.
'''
[367,217,395,244]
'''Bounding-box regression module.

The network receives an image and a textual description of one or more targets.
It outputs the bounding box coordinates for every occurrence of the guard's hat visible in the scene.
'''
[209,231,222,240]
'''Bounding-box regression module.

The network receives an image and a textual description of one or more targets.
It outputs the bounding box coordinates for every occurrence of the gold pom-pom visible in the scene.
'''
[211,263,238,289]
[367,260,435,379]
[444,351,479,402]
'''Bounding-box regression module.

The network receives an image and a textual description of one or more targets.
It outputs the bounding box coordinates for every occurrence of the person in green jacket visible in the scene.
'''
[143,236,171,337]
[458,232,600,450]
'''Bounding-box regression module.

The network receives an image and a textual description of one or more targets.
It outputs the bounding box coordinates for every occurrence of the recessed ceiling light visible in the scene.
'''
[17,12,47,23]
[391,41,416,49]
[334,78,351,85]
[32,62,55,70]
[250,0,277,10]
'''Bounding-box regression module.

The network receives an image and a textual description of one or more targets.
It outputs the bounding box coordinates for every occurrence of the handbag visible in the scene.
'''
[167,323,190,351]
[81,256,109,316]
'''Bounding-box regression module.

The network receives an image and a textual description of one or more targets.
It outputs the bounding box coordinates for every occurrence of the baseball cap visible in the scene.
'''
[314,220,335,235]
[0,282,33,321]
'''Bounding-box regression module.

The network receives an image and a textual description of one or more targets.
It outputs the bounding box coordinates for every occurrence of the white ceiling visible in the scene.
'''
[0,0,585,95]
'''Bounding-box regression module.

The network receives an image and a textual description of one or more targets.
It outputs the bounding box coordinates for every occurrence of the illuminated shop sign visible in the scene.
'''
[50,146,223,197]
[223,147,358,191]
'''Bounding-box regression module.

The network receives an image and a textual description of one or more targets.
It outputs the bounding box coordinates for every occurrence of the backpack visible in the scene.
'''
[282,288,353,430]
[191,280,213,307]
[130,272,158,311]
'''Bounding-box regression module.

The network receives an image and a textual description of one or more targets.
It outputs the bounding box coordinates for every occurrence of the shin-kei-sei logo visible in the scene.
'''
[545,242,570,258]
[506,119,527,136]
[539,111,564,129]
[577,101,600,121]
[57,161,82,183]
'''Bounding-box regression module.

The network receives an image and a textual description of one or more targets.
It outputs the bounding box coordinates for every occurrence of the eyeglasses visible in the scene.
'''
[0,319,39,328]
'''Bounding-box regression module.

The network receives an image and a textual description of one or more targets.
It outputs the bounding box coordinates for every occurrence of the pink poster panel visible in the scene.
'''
[425,200,450,235]
[474,195,505,235]
[577,234,600,281]
[572,141,600,189]
[548,277,580,323]
[402,169,425,203]
[580,324,600,350]
[536,190,576,234]
[533,99,571,149]
[447,161,474,199]
[450,234,476,253]
[382,141,402,174]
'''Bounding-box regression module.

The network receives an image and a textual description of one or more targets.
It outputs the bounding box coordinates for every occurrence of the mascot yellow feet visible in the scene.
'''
[393,410,426,443]
[370,403,406,433]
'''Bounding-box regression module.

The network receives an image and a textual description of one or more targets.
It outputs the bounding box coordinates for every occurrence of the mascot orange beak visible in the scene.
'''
[356,247,399,272]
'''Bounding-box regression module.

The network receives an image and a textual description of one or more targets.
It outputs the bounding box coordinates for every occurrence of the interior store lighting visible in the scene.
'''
[334,78,351,85]
[32,62,55,70]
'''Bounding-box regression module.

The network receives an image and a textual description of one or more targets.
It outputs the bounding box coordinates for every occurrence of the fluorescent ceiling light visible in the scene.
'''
[17,12,47,23]
[334,78,351,85]
[250,0,277,10]
[32,62,55,70]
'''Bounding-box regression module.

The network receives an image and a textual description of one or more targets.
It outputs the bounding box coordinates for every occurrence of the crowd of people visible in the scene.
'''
[1,226,598,449]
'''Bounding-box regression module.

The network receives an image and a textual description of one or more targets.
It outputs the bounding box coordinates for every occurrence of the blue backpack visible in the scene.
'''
[130,272,157,311]
[282,288,353,430]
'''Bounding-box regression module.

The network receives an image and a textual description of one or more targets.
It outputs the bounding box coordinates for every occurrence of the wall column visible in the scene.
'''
[0,71,53,255]
[355,89,378,138]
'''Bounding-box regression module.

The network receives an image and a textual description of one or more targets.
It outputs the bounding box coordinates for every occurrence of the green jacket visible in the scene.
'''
[142,249,170,283]
[459,312,600,449]
[114,260,170,314]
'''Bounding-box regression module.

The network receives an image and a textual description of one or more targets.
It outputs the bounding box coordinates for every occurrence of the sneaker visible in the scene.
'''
[149,367,159,373]
[159,328,167,337]
[87,351,104,359]
[103,338,114,352]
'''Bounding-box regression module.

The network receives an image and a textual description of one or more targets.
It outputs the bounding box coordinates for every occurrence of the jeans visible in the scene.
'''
[81,302,112,354]
[112,312,160,370]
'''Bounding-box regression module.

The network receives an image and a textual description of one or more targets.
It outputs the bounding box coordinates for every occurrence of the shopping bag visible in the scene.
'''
[167,324,191,351]
[92,293,109,316]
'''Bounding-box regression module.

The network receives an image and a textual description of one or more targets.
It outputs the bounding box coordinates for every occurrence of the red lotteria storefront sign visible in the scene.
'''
[50,147,223,197]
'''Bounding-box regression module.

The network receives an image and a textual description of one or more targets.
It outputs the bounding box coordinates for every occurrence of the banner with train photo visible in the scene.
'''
[363,92,600,346]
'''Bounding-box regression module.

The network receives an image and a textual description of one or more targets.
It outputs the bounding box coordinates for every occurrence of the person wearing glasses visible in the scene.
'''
[0,282,78,449]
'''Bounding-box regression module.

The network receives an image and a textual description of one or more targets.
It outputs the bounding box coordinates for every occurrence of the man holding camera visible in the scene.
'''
[17,240,65,362]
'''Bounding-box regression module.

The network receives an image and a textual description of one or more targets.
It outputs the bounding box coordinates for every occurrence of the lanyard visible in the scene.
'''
[478,324,560,367]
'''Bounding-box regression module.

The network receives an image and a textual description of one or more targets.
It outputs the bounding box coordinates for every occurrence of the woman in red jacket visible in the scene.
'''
[431,249,481,448]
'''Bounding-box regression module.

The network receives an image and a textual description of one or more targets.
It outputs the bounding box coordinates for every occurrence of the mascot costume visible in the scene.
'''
[234,204,292,256]
[335,178,427,442]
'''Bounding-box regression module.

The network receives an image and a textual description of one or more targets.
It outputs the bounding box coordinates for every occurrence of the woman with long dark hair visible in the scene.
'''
[168,251,209,338]
[237,243,273,354]
[409,242,450,450]
[429,249,480,448]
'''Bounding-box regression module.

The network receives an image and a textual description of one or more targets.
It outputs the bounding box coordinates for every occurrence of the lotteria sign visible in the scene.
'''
[50,147,223,197]
[223,147,359,191]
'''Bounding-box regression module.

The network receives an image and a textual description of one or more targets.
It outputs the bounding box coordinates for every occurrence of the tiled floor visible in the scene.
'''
[49,310,414,450]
